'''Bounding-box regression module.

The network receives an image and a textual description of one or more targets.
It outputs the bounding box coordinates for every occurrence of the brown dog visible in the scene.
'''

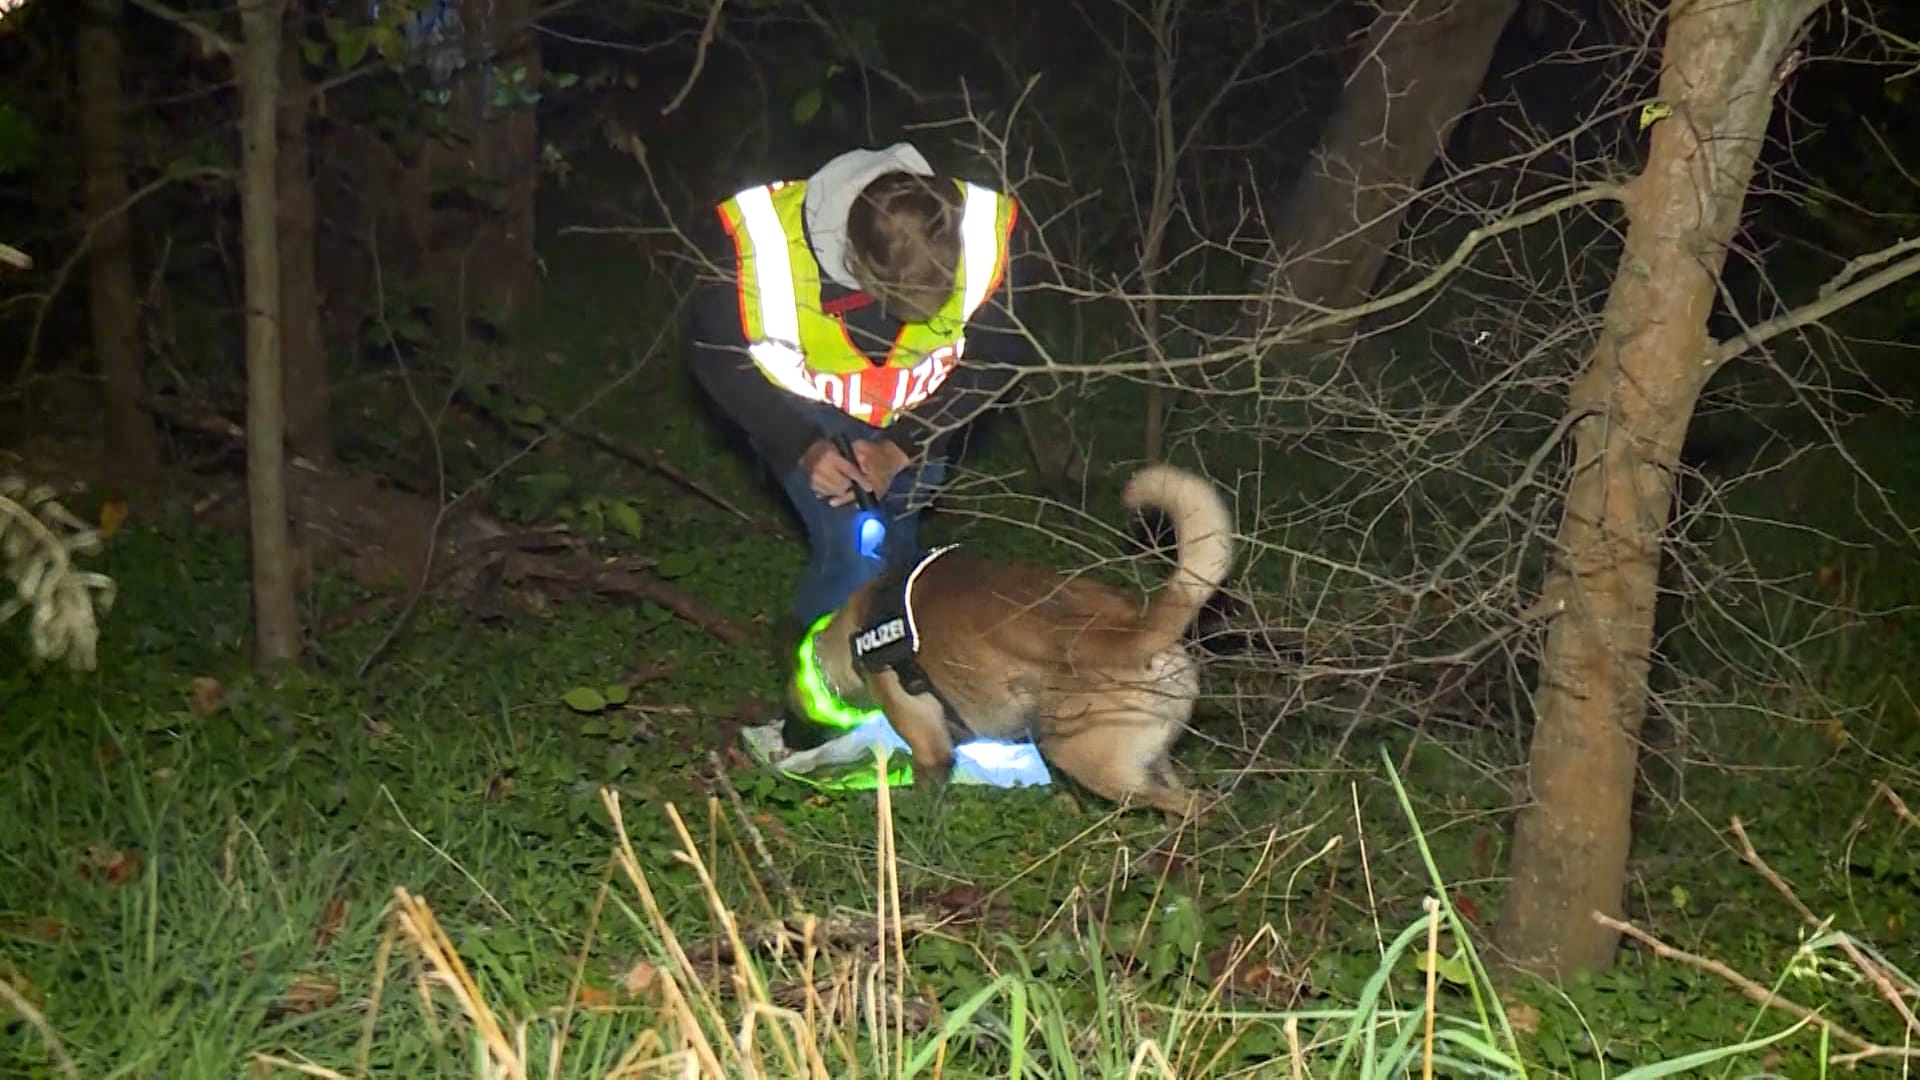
[797,464,1235,817]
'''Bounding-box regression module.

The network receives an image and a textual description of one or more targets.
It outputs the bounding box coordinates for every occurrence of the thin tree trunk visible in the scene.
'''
[78,0,160,485]
[424,0,540,338]
[1139,0,1177,463]
[238,0,302,668]
[1497,0,1825,978]
[1245,0,1517,349]
[277,5,332,466]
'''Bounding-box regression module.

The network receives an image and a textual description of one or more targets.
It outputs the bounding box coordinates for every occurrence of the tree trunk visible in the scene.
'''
[238,0,302,668]
[1245,0,1517,346]
[423,0,540,339]
[277,6,332,466]
[1497,0,1826,978]
[78,0,161,486]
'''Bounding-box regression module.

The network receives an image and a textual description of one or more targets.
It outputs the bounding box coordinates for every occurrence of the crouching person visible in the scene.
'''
[684,143,1035,732]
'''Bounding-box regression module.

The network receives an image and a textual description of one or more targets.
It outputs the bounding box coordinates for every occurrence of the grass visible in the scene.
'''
[6,204,1920,1075]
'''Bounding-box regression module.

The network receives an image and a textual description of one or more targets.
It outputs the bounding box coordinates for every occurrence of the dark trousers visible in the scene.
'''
[764,407,948,626]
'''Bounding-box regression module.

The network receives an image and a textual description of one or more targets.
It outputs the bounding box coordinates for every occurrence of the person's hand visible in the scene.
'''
[801,439,871,507]
[850,438,911,495]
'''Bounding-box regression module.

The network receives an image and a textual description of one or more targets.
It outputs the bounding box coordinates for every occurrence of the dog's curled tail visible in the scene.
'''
[1122,464,1235,655]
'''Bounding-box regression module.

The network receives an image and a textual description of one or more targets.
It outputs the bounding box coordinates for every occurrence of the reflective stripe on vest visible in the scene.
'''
[719,179,1014,428]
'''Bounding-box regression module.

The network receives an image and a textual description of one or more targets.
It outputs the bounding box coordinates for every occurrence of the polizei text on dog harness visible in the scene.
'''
[852,617,908,657]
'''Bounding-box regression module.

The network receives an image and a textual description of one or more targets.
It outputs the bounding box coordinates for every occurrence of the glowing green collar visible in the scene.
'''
[790,612,886,732]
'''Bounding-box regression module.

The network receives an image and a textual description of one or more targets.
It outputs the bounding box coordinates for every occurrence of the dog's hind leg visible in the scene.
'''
[1037,703,1194,820]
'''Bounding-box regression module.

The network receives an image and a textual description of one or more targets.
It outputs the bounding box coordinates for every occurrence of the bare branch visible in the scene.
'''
[1593,911,1883,1058]
[127,0,236,58]
[1713,238,1920,365]
[660,0,726,117]
[1731,816,1920,1041]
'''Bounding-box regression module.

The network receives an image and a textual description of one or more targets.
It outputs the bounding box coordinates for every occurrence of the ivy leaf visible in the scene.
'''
[602,684,631,706]
[0,103,37,175]
[372,24,405,65]
[655,552,696,580]
[792,88,823,126]
[335,26,373,70]
[1415,949,1475,986]
[607,500,643,539]
[562,687,608,713]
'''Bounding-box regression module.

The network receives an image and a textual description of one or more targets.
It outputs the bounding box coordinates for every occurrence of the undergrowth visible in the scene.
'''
[4,211,1917,1077]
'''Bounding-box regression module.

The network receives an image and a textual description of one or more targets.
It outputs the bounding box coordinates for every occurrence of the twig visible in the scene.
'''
[1873,780,1918,831]
[1420,896,1440,1080]
[1594,911,1883,1057]
[505,550,752,645]
[1713,242,1920,365]
[465,383,783,533]
[707,750,803,917]
[247,1054,346,1078]
[660,0,726,117]
[0,974,79,1079]
[1275,184,1627,345]
[16,167,227,386]
[1731,816,1920,1040]
[390,888,526,1080]
[127,0,236,57]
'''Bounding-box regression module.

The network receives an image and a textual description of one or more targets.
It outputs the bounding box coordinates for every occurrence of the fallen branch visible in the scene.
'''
[501,547,750,646]
[1593,911,1917,1065]
[463,383,787,536]
[319,529,752,647]
[1870,780,1918,831]
[0,973,79,1079]
[1731,816,1920,1041]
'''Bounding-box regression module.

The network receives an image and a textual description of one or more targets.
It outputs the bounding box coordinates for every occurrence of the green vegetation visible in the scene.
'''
[5,215,1916,1074]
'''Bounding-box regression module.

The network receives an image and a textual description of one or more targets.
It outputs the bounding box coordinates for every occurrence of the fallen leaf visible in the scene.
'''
[575,984,618,1008]
[0,917,72,942]
[188,676,225,717]
[1450,892,1482,926]
[79,846,144,887]
[620,959,660,998]
[98,499,129,537]
[314,896,349,952]
[1507,1003,1542,1034]
[274,973,340,1017]
[1814,718,1847,747]
[922,884,991,919]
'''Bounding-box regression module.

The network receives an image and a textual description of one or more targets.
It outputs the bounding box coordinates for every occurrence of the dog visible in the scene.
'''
[796,463,1235,818]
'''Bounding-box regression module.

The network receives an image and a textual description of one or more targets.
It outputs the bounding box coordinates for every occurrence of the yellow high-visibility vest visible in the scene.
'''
[714,177,1017,428]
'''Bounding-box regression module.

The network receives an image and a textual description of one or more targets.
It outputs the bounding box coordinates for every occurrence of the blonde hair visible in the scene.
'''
[844,172,965,322]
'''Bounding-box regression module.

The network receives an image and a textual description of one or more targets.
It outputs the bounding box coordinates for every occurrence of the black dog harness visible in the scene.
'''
[848,545,958,699]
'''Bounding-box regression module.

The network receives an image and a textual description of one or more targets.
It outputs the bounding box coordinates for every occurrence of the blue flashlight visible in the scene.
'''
[833,433,888,560]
